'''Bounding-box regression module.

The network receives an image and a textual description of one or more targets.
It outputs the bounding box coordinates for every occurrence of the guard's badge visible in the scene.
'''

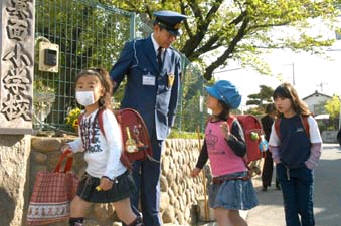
[168,73,175,88]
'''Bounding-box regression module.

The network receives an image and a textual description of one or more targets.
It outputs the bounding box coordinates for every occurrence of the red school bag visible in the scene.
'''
[227,115,264,164]
[98,108,153,169]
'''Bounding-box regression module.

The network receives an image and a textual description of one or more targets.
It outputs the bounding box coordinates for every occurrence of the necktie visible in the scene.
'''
[157,47,163,71]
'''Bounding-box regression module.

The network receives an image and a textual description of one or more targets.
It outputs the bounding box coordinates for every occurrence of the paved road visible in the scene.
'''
[246,143,341,226]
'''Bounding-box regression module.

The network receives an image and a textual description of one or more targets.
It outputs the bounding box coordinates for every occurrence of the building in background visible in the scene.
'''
[303,90,332,117]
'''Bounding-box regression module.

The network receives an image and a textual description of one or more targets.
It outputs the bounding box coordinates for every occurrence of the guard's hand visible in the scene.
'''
[220,122,230,139]
[60,144,73,157]
[190,168,201,178]
[98,177,113,191]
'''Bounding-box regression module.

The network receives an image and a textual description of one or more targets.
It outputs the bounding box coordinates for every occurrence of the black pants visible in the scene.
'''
[262,151,278,187]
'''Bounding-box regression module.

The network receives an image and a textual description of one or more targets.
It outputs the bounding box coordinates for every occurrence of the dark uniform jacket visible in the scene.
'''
[110,35,182,140]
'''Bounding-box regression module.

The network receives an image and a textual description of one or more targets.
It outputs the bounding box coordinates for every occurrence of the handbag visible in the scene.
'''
[26,150,79,225]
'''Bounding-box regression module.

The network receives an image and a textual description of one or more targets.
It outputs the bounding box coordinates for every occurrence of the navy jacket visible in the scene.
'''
[279,116,311,168]
[110,36,182,140]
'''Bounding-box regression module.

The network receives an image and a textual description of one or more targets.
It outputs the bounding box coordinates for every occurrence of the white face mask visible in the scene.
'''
[75,91,95,106]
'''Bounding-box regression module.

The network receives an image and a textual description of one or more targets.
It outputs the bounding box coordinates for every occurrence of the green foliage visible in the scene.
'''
[107,0,339,80]
[35,0,133,126]
[168,129,204,139]
[325,95,340,120]
[246,85,274,109]
[244,106,264,117]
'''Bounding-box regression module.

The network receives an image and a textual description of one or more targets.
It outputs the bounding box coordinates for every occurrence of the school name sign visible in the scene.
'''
[0,0,34,134]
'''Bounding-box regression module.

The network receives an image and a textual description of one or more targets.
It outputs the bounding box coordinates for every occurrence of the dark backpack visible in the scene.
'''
[79,108,153,169]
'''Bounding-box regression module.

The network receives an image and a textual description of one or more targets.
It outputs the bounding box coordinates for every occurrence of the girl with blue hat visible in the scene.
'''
[191,80,258,226]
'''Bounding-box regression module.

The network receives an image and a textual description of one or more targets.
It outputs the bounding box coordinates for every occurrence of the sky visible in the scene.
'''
[214,22,341,110]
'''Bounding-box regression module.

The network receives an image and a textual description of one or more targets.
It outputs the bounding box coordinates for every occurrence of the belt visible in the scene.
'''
[212,174,250,184]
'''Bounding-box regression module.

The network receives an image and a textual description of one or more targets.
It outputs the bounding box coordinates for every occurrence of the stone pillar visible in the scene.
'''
[0,0,34,134]
[0,0,35,225]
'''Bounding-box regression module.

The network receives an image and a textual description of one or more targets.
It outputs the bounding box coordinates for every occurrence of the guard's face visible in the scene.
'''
[154,25,177,48]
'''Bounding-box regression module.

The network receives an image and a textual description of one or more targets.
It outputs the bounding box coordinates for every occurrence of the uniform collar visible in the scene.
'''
[151,33,164,55]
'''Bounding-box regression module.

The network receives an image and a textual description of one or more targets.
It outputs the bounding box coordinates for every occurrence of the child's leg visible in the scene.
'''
[113,197,141,225]
[69,196,92,226]
[296,167,314,226]
[214,208,232,226]
[227,210,248,226]
[277,164,301,225]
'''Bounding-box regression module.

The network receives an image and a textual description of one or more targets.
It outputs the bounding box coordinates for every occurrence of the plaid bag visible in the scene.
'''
[27,150,79,225]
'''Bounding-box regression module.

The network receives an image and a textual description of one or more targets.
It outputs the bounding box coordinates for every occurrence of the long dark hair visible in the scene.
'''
[217,100,231,121]
[75,67,113,109]
[273,82,311,117]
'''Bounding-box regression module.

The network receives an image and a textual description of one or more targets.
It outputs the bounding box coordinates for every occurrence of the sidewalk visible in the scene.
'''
[246,144,341,226]
[245,175,285,226]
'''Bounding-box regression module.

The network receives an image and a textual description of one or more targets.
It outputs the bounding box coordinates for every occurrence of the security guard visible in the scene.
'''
[110,10,187,226]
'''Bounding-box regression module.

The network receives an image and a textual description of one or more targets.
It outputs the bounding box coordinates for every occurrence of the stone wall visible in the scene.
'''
[28,137,206,226]
[0,135,31,226]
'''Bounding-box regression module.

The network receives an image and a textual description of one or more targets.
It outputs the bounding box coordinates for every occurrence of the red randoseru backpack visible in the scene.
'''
[227,115,264,164]
[79,108,153,170]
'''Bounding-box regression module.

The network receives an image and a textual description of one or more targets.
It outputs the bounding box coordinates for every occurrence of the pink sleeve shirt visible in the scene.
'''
[205,121,246,177]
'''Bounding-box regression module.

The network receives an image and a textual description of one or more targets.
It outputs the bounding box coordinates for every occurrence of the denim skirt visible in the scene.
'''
[208,171,259,210]
[76,170,135,203]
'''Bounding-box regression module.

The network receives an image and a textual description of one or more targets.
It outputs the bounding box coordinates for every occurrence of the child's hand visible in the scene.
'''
[98,177,113,191]
[190,168,201,177]
[220,122,230,139]
[60,144,73,157]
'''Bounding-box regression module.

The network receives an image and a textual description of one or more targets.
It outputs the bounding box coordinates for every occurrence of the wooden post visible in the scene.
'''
[196,127,209,221]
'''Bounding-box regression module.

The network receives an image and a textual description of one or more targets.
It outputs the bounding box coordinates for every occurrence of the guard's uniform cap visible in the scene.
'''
[153,10,187,36]
[205,80,241,109]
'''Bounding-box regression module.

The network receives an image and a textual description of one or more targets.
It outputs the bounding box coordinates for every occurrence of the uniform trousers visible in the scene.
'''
[130,131,163,226]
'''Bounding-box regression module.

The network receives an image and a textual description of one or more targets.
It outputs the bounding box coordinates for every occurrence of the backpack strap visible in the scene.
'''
[98,108,133,170]
[226,116,251,179]
[274,115,310,140]
[97,108,106,138]
[301,116,310,139]
[77,112,84,129]
[274,118,281,139]
[226,116,236,130]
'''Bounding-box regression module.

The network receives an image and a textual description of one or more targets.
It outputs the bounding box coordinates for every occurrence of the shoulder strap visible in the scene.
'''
[226,116,250,172]
[274,116,310,140]
[226,116,236,130]
[98,108,106,138]
[78,112,84,128]
[300,115,310,139]
[274,118,281,139]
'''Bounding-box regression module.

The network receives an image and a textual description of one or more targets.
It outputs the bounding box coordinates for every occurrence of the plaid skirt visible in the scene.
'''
[208,171,259,210]
[76,171,135,203]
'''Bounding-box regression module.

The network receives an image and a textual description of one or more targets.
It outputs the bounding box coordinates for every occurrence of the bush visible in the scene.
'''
[168,129,204,139]
[65,107,81,130]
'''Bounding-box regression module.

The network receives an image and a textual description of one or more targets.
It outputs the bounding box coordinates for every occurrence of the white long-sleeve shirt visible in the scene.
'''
[68,108,126,179]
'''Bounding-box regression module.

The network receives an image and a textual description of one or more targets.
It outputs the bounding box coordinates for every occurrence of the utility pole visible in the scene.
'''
[292,63,296,85]
[339,96,341,130]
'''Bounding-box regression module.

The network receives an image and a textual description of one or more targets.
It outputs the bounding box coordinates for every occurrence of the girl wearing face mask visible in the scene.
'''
[60,68,143,226]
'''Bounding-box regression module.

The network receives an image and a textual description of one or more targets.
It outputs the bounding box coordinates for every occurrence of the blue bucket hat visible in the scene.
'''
[205,80,241,109]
